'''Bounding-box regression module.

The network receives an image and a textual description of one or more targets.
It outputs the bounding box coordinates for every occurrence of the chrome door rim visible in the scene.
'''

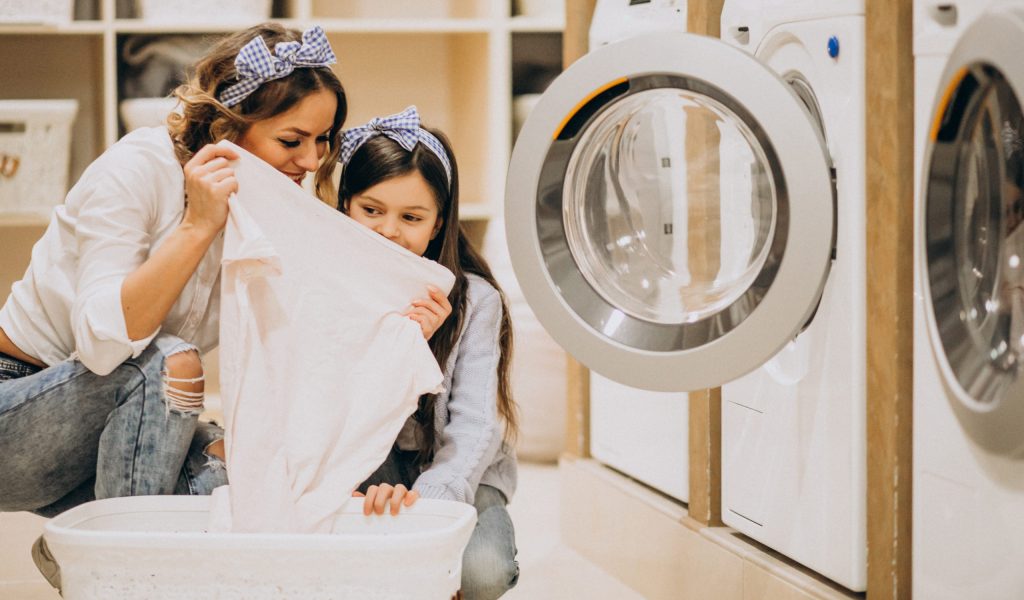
[532,72,789,352]
[922,6,1024,453]
[506,32,834,392]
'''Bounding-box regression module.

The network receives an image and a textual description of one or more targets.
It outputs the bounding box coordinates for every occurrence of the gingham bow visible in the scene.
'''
[219,25,337,107]
[339,106,452,184]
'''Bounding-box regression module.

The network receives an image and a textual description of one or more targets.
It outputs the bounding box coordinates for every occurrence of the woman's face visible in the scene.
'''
[346,171,442,256]
[237,88,337,185]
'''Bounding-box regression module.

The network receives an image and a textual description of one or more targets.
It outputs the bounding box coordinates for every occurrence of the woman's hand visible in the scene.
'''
[406,286,453,340]
[182,144,240,236]
[353,483,420,516]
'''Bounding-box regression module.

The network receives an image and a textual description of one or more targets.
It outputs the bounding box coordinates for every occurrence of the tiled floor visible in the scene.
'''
[504,462,644,600]
[0,462,643,599]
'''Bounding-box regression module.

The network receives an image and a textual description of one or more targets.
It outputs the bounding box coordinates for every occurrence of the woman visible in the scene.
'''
[0,20,345,527]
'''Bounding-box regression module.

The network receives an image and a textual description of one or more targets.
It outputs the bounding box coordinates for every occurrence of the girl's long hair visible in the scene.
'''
[168,22,348,206]
[339,130,518,462]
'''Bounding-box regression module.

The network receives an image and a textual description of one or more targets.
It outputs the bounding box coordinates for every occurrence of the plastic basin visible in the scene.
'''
[44,495,476,599]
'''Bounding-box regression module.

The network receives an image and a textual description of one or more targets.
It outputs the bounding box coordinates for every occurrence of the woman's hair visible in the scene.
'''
[339,130,518,461]
[168,23,348,206]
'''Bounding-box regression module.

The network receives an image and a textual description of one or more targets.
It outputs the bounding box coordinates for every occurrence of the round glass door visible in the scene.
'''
[506,32,833,392]
[922,7,1024,452]
[562,87,777,328]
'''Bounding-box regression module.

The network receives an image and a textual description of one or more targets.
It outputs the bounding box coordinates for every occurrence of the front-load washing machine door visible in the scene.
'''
[506,32,834,392]
[922,5,1024,454]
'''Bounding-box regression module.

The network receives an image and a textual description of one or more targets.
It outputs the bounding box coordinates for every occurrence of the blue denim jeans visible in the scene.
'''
[0,335,227,517]
[360,447,520,600]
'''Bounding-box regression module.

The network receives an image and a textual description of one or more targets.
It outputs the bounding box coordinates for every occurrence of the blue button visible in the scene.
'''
[828,36,840,59]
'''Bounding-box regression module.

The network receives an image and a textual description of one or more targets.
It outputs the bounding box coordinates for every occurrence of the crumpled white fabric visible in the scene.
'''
[209,140,455,534]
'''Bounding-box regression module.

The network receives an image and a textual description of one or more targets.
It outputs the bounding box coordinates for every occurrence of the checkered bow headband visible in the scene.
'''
[339,106,453,184]
[219,25,337,108]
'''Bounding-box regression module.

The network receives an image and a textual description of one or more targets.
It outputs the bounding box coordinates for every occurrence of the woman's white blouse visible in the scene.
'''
[0,127,222,375]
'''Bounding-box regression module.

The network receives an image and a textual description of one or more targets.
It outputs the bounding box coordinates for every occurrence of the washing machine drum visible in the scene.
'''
[505,32,834,393]
[923,7,1024,453]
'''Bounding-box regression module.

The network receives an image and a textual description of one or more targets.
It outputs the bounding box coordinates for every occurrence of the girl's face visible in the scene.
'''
[238,88,337,186]
[346,171,442,256]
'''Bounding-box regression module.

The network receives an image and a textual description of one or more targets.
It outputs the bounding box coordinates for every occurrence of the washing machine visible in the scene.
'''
[507,0,838,564]
[586,0,692,505]
[717,1,867,591]
[914,1,1024,598]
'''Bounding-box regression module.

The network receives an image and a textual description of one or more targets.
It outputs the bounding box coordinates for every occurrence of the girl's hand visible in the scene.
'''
[406,286,453,340]
[182,144,240,236]
[353,483,419,516]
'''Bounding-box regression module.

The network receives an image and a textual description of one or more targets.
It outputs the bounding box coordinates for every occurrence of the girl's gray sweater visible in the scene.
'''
[397,273,518,505]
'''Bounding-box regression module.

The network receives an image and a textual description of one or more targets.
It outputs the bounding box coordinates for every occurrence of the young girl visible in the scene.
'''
[338,107,520,600]
[0,22,345,589]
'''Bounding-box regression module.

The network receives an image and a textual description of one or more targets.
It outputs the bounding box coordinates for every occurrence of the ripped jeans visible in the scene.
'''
[0,334,227,516]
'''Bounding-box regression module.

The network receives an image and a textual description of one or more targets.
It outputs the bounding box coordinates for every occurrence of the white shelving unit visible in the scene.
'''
[0,0,562,404]
[0,0,564,228]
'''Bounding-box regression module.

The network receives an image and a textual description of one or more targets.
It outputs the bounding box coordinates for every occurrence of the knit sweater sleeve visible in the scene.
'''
[413,280,504,505]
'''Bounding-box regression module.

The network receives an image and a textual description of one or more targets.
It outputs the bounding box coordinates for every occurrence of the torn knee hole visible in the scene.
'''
[204,439,225,463]
[163,350,205,412]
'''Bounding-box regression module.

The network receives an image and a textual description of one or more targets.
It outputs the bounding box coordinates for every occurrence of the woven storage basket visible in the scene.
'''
[0,100,79,220]
[136,0,270,22]
[0,0,73,24]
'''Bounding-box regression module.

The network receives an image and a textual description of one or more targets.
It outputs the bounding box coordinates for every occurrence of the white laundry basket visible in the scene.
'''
[0,100,78,220]
[119,97,181,132]
[44,495,476,600]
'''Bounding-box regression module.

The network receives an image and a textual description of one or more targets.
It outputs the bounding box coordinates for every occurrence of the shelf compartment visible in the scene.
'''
[312,0,493,20]
[108,17,494,35]
[0,34,105,184]
[328,31,493,215]
[315,18,493,34]
[511,31,562,95]
[112,19,285,33]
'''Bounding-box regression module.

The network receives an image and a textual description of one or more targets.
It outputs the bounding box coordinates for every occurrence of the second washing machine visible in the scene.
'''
[719,0,867,591]
[914,1,1024,597]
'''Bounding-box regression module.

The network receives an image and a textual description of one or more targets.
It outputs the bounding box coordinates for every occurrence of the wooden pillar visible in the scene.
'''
[865,0,914,597]
[563,0,596,74]
[562,0,597,459]
[686,0,725,528]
